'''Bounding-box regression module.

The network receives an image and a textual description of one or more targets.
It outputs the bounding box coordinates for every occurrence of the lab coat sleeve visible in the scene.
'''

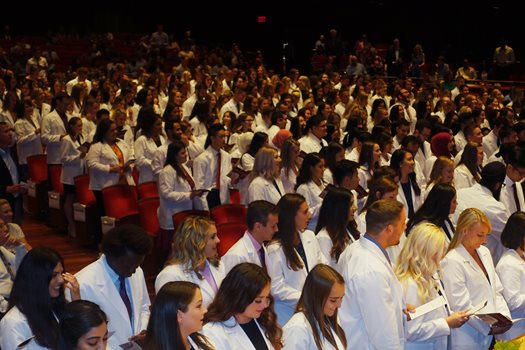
[60,138,80,164]
[404,280,450,342]
[137,269,151,332]
[192,156,209,190]
[158,169,191,202]
[247,180,265,203]
[86,143,111,174]
[496,261,525,312]
[441,257,487,335]
[494,270,512,318]
[316,231,333,264]
[41,116,62,145]
[351,271,404,349]
[14,121,38,144]
[134,137,152,168]
[282,318,312,350]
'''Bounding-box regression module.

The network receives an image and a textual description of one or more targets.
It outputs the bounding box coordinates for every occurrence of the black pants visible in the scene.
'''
[92,190,105,247]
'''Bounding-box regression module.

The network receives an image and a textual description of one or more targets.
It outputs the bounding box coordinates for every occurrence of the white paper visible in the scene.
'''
[471,300,488,316]
[409,296,446,320]
[119,341,142,350]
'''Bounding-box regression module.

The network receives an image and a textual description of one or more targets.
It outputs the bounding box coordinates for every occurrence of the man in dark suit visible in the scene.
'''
[0,122,25,224]
[386,38,405,78]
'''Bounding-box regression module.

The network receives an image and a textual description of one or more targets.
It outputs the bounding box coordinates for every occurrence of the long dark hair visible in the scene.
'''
[295,264,347,350]
[406,183,456,235]
[390,149,421,196]
[458,142,482,183]
[165,140,189,182]
[9,247,67,348]
[92,118,114,144]
[205,263,282,348]
[57,300,108,350]
[247,131,269,157]
[295,152,322,191]
[144,282,214,350]
[275,193,306,271]
[315,187,353,263]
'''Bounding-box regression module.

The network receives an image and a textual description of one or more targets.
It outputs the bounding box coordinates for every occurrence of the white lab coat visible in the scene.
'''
[154,261,225,307]
[282,312,345,350]
[203,317,275,350]
[337,236,406,350]
[266,230,329,325]
[402,277,450,349]
[298,133,328,154]
[75,257,151,350]
[157,164,203,230]
[40,110,67,164]
[0,306,49,349]
[499,175,525,215]
[482,130,499,160]
[221,231,268,273]
[248,176,285,205]
[280,167,297,194]
[453,164,477,190]
[496,249,525,340]
[414,141,433,171]
[396,181,422,218]
[193,147,233,210]
[134,134,165,184]
[440,244,511,350]
[454,184,510,263]
[316,227,357,269]
[59,135,85,185]
[296,181,325,232]
[14,117,42,165]
[85,140,135,191]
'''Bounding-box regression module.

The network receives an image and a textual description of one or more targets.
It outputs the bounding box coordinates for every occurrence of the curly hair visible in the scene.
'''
[169,216,218,278]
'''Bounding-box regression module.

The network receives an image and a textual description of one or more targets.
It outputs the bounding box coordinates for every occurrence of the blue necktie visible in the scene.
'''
[119,276,132,324]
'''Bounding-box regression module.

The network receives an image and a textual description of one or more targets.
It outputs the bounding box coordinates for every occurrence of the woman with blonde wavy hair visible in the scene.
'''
[248,147,285,205]
[441,208,511,350]
[395,223,469,349]
[154,216,225,307]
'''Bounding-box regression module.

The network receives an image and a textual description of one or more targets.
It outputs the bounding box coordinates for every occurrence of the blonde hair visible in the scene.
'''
[250,147,279,182]
[395,223,447,303]
[447,208,492,252]
[169,216,218,277]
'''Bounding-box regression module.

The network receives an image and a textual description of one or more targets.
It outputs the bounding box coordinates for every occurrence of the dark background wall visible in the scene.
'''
[5,0,522,74]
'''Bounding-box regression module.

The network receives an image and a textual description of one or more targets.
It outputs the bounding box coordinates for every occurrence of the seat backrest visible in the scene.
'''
[172,210,210,232]
[74,174,96,205]
[211,204,247,225]
[138,197,160,237]
[102,184,139,219]
[216,222,247,257]
[48,164,64,194]
[137,181,159,200]
[27,154,48,183]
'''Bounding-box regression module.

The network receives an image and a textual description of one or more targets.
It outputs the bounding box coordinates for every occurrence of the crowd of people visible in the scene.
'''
[1,27,525,349]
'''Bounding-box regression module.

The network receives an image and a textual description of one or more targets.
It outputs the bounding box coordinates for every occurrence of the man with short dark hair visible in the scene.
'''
[338,199,407,349]
[75,225,153,349]
[222,200,279,272]
[193,124,234,209]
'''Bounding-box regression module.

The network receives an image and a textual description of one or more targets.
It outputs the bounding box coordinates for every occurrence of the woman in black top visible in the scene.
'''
[203,263,282,350]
